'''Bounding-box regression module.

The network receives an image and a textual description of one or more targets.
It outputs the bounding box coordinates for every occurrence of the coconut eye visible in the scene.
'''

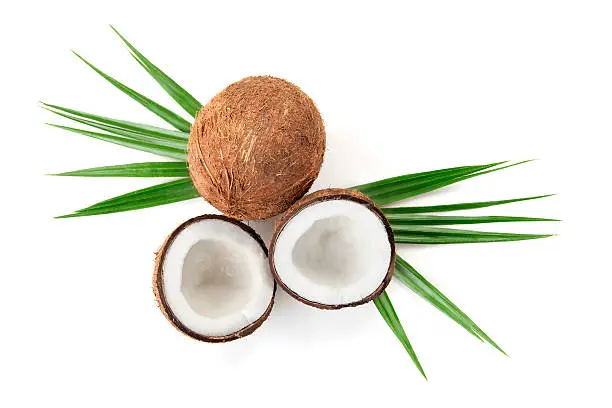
[269,189,395,309]
[154,215,275,342]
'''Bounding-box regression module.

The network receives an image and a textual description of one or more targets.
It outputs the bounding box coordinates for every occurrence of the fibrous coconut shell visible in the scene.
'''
[188,76,326,220]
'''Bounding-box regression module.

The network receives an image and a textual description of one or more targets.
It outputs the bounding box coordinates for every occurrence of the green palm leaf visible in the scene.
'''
[45,107,188,150]
[365,161,532,206]
[53,162,189,177]
[384,160,531,205]
[42,103,189,140]
[47,123,186,160]
[80,178,196,211]
[110,26,202,118]
[57,178,199,218]
[394,255,505,354]
[73,52,192,132]
[386,214,558,226]
[353,162,503,198]
[392,226,552,244]
[382,195,554,214]
[374,291,426,379]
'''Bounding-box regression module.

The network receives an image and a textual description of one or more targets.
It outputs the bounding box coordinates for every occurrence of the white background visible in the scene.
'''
[2,1,610,407]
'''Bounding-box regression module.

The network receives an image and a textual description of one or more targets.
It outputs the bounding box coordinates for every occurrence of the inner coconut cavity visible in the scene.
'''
[162,219,274,337]
[273,200,392,306]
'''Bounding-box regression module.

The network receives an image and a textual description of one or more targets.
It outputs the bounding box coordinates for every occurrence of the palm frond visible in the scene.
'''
[394,256,505,354]
[362,161,532,206]
[45,107,188,150]
[387,214,558,226]
[72,51,192,132]
[353,162,503,199]
[374,291,426,379]
[382,195,554,214]
[57,178,199,218]
[42,103,189,140]
[389,160,533,205]
[392,226,552,244]
[110,26,202,118]
[47,123,186,160]
[52,162,189,177]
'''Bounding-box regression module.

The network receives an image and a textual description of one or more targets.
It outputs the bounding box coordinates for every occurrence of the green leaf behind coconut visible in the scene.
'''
[394,255,505,354]
[392,226,553,244]
[72,52,192,132]
[386,214,558,226]
[355,161,533,206]
[52,162,189,177]
[382,195,554,214]
[353,162,503,198]
[42,103,189,140]
[47,123,186,160]
[45,107,188,150]
[110,26,203,118]
[56,178,199,218]
[374,291,426,379]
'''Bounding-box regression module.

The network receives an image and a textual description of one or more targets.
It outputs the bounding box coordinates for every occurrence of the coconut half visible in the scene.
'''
[269,189,395,309]
[154,215,275,342]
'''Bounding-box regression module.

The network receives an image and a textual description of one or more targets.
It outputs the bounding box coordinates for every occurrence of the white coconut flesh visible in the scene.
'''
[273,200,392,306]
[161,219,274,337]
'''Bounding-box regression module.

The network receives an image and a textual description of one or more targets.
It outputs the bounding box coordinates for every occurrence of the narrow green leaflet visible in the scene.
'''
[57,178,199,218]
[382,195,554,214]
[386,214,558,226]
[394,255,505,354]
[111,26,202,118]
[392,225,552,244]
[384,161,533,205]
[73,52,192,132]
[42,103,189,139]
[374,291,426,379]
[80,178,196,211]
[53,162,189,177]
[365,161,532,206]
[47,123,186,160]
[353,162,503,197]
[46,107,188,150]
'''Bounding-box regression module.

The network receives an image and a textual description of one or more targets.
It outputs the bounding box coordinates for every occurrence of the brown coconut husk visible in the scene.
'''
[188,76,326,220]
[153,214,276,343]
[268,188,396,310]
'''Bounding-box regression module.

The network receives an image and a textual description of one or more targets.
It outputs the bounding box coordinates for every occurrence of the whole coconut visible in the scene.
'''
[188,76,326,220]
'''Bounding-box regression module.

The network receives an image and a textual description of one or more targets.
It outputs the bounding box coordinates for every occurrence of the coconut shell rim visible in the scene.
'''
[268,188,396,310]
[153,214,276,343]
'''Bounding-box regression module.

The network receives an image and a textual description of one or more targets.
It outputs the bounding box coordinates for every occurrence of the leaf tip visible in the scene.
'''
[109,24,123,38]
[72,50,91,66]
[517,159,536,165]
[493,344,509,356]
[418,367,428,380]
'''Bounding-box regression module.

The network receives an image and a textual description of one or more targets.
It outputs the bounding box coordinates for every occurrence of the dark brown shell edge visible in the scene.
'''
[268,188,396,310]
[153,214,276,343]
